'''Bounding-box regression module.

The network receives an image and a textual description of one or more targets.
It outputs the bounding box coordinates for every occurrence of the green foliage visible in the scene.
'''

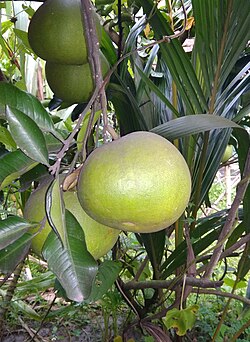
[164,305,199,336]
[0,0,250,339]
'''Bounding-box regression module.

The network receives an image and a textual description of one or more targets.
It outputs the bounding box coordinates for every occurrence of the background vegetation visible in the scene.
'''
[0,0,250,340]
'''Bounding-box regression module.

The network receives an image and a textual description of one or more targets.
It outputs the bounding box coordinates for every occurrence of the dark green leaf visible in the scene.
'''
[135,64,180,118]
[108,82,148,134]
[45,177,65,243]
[139,0,207,114]
[237,242,250,281]
[151,114,241,140]
[19,164,49,191]
[43,210,98,302]
[88,260,122,302]
[0,82,59,136]
[0,150,38,190]
[0,233,32,273]
[0,216,37,250]
[139,231,166,267]
[6,106,49,165]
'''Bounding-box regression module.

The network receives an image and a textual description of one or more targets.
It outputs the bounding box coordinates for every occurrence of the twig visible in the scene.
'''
[204,147,250,278]
[192,288,250,306]
[133,256,149,282]
[30,294,57,342]
[123,277,223,290]
[197,232,250,274]
[115,277,143,318]
[17,317,43,342]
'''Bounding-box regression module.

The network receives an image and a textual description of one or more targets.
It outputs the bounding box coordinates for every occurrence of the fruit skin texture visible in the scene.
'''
[24,180,120,259]
[221,145,233,163]
[77,131,191,233]
[45,51,109,103]
[28,0,101,65]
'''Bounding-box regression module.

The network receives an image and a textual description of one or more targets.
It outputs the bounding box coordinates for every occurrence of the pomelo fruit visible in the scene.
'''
[24,179,120,259]
[28,0,102,64]
[77,131,191,233]
[45,51,109,103]
[221,145,233,164]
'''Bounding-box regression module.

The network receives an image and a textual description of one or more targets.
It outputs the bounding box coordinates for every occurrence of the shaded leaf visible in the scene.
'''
[108,81,148,134]
[151,114,241,141]
[0,233,32,273]
[0,150,38,190]
[139,0,207,114]
[0,125,16,148]
[237,242,250,281]
[88,260,122,302]
[0,216,37,250]
[6,106,49,165]
[44,132,63,153]
[135,64,179,118]
[139,231,166,267]
[19,164,49,191]
[43,210,98,302]
[45,177,65,244]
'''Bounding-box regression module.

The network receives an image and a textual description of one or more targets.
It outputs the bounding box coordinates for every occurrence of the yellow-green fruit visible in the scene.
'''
[221,145,233,163]
[28,0,102,64]
[24,180,120,259]
[45,51,109,103]
[77,131,191,233]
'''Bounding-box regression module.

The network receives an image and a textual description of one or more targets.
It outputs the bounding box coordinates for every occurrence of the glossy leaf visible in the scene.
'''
[0,82,58,135]
[0,150,38,190]
[6,106,49,165]
[0,125,16,148]
[43,210,98,302]
[151,114,241,141]
[45,177,65,244]
[0,216,37,250]
[0,233,32,273]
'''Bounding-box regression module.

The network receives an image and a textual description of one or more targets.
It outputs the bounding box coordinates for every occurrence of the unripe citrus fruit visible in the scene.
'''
[24,180,120,259]
[221,145,233,164]
[45,51,109,103]
[28,0,102,64]
[77,131,191,233]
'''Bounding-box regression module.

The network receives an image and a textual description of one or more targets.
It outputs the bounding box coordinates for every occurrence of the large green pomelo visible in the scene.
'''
[24,180,120,259]
[77,131,192,233]
[45,51,109,103]
[28,0,102,64]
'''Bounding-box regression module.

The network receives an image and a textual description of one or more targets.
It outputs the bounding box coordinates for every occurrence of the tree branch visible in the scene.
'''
[192,288,250,306]
[123,277,223,290]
